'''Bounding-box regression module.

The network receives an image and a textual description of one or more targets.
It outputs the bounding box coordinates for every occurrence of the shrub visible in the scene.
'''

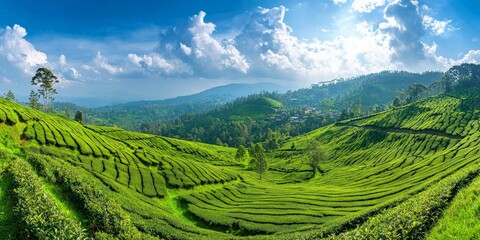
[9,158,86,239]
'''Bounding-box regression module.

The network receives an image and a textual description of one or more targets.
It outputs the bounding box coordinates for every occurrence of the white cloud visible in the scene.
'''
[146,11,249,77]
[94,52,123,74]
[333,0,348,5]
[352,0,386,13]
[179,43,192,55]
[422,15,453,35]
[380,0,426,69]
[0,24,47,74]
[57,54,81,80]
[127,53,191,75]
[186,11,249,73]
[59,54,67,66]
[234,6,394,80]
[455,50,480,65]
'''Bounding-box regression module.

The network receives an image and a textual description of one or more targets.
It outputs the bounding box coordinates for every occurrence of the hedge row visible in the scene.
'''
[9,158,86,239]
[325,165,480,239]
[26,153,142,239]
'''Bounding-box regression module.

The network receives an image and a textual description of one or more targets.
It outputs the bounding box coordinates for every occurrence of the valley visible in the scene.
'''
[0,64,480,239]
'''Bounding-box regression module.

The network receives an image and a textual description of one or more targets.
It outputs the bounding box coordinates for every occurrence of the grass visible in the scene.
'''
[43,182,88,228]
[426,176,480,239]
[0,163,17,239]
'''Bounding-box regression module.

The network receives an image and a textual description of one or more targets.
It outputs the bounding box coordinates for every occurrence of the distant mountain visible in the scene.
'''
[85,82,287,129]
[115,82,287,107]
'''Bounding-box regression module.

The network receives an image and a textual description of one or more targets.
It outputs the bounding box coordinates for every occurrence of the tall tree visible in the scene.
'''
[235,145,247,161]
[309,147,327,176]
[64,107,72,119]
[392,97,402,107]
[307,140,327,176]
[75,110,84,124]
[249,144,268,179]
[406,84,428,103]
[28,90,41,110]
[4,90,15,101]
[352,98,362,117]
[31,68,59,111]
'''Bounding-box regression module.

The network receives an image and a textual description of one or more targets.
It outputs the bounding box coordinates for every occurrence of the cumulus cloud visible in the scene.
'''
[94,52,123,74]
[422,15,453,35]
[235,6,394,79]
[57,54,81,80]
[352,0,386,13]
[131,11,249,78]
[379,0,426,68]
[115,4,477,83]
[127,53,191,75]
[456,50,480,64]
[0,24,47,74]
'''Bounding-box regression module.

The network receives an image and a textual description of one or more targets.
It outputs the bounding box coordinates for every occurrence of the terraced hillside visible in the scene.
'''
[0,89,480,239]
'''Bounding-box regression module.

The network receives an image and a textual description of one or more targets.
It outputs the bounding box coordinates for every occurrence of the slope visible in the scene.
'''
[86,82,286,129]
[283,70,442,109]
[0,87,479,239]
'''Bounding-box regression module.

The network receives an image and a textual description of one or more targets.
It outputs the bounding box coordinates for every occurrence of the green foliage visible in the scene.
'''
[75,110,84,123]
[28,90,41,110]
[392,96,402,107]
[328,166,480,240]
[64,107,72,119]
[406,83,428,103]
[427,176,480,239]
[9,158,85,239]
[235,145,247,161]
[4,90,15,102]
[309,143,327,175]
[27,153,142,239]
[249,143,268,179]
[442,63,480,92]
[31,67,59,111]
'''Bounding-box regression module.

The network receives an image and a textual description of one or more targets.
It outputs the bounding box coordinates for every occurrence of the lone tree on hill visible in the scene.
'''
[4,90,15,101]
[28,90,41,110]
[31,67,59,111]
[307,140,327,176]
[235,145,247,161]
[75,110,84,124]
[392,97,402,107]
[310,147,327,176]
[249,143,268,179]
[64,107,72,119]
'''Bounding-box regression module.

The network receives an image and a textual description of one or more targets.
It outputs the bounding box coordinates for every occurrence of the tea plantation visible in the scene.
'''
[1,90,480,239]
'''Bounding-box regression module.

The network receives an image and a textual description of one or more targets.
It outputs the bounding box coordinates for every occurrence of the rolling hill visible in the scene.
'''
[85,82,286,129]
[136,71,443,148]
[1,84,480,238]
[282,71,442,109]
[219,96,283,121]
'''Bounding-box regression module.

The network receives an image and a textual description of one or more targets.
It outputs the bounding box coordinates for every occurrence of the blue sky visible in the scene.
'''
[0,0,478,102]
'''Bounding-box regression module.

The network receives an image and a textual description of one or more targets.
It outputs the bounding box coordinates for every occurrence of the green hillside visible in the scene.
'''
[1,85,480,238]
[221,96,282,121]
